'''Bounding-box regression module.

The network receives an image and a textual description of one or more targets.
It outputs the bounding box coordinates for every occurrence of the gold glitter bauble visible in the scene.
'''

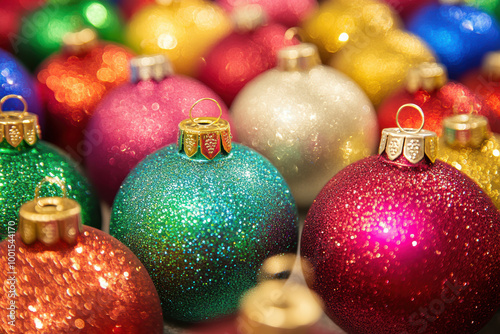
[126,0,231,77]
[330,29,435,106]
[302,0,402,63]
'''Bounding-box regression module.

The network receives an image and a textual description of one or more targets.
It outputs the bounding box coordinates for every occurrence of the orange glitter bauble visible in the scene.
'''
[0,226,163,333]
[37,42,134,160]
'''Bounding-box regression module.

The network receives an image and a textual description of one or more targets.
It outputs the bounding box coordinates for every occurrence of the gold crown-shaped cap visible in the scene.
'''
[0,95,41,148]
[18,178,83,246]
[178,98,232,160]
[130,54,174,83]
[406,62,448,93]
[482,51,500,79]
[231,4,268,32]
[379,104,438,164]
[443,114,490,148]
[62,28,98,55]
[277,28,320,71]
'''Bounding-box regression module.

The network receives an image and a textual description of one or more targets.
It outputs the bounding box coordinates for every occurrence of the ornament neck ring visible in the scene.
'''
[0,94,28,117]
[189,98,222,127]
[284,27,303,46]
[396,103,425,134]
[34,177,68,213]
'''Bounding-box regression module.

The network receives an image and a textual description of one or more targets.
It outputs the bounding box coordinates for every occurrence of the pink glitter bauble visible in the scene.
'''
[216,0,317,27]
[85,76,231,204]
[301,154,500,334]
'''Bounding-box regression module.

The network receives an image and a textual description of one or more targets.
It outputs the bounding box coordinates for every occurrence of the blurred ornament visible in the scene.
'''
[86,54,231,205]
[0,49,43,123]
[461,51,500,133]
[0,95,100,240]
[330,29,435,106]
[37,28,133,160]
[465,0,500,21]
[126,0,231,77]
[0,0,45,51]
[110,99,298,322]
[438,114,500,209]
[119,0,154,18]
[198,4,295,106]
[302,0,402,63]
[232,41,378,208]
[301,104,500,334]
[377,62,493,136]
[0,178,163,333]
[382,0,437,19]
[216,0,317,28]
[407,2,500,79]
[14,0,124,70]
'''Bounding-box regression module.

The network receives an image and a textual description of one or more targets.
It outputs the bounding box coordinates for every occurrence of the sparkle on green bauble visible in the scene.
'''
[110,143,299,323]
[0,140,101,240]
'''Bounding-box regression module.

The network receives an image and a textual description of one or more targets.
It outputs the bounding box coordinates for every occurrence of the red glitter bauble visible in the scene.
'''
[198,23,292,106]
[37,42,134,159]
[377,82,494,136]
[301,153,500,334]
[0,226,163,333]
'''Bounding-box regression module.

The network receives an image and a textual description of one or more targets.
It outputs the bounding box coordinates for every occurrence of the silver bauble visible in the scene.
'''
[231,43,379,208]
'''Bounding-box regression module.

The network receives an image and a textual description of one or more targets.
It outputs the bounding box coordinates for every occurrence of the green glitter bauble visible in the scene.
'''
[466,0,500,19]
[110,143,298,323]
[14,0,124,70]
[0,141,101,240]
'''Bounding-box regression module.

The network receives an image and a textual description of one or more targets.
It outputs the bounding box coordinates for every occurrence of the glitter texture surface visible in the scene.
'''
[407,4,500,79]
[330,29,435,106]
[0,226,163,333]
[110,143,298,323]
[0,141,101,240]
[37,43,133,156]
[301,154,500,334]
[126,0,231,77]
[86,76,231,205]
[14,0,125,70]
[0,49,42,123]
[231,65,379,208]
[377,82,493,136]
[197,23,294,106]
[438,135,500,209]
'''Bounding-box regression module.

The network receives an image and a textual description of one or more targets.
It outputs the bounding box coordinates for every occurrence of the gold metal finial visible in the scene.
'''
[443,114,490,148]
[19,178,83,246]
[257,253,297,282]
[0,94,40,147]
[178,98,231,160]
[396,103,425,134]
[62,28,98,55]
[406,62,448,93]
[232,4,267,32]
[130,54,174,83]
[278,28,320,71]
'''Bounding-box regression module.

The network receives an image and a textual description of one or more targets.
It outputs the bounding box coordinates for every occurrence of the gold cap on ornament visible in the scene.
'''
[0,95,40,148]
[18,177,83,246]
[258,253,297,282]
[231,4,267,32]
[277,28,321,72]
[379,104,438,164]
[239,280,323,334]
[406,62,447,93]
[178,98,232,160]
[442,114,490,148]
[62,28,98,55]
[482,51,500,79]
[130,54,174,83]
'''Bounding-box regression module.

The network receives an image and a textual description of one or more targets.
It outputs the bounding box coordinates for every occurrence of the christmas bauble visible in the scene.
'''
[36,28,133,160]
[197,5,294,106]
[86,55,231,205]
[301,109,500,334]
[330,29,435,106]
[438,114,500,209]
[0,0,44,51]
[14,0,124,70]
[0,95,101,240]
[126,0,231,77]
[119,0,154,18]
[232,42,378,208]
[0,184,163,333]
[110,107,298,322]
[0,49,43,124]
[216,0,316,28]
[302,0,402,63]
[407,3,500,79]
[382,0,436,19]
[465,0,500,21]
[377,62,493,136]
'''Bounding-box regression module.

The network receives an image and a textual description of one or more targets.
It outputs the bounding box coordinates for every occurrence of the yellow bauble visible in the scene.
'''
[438,115,500,209]
[302,0,402,63]
[330,29,435,106]
[126,0,231,77]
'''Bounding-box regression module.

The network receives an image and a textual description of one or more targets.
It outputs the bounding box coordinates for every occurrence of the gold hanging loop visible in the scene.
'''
[396,103,425,134]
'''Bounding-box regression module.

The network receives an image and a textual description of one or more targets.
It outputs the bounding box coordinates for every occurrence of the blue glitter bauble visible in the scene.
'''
[407,4,500,79]
[110,143,298,323]
[0,49,43,124]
